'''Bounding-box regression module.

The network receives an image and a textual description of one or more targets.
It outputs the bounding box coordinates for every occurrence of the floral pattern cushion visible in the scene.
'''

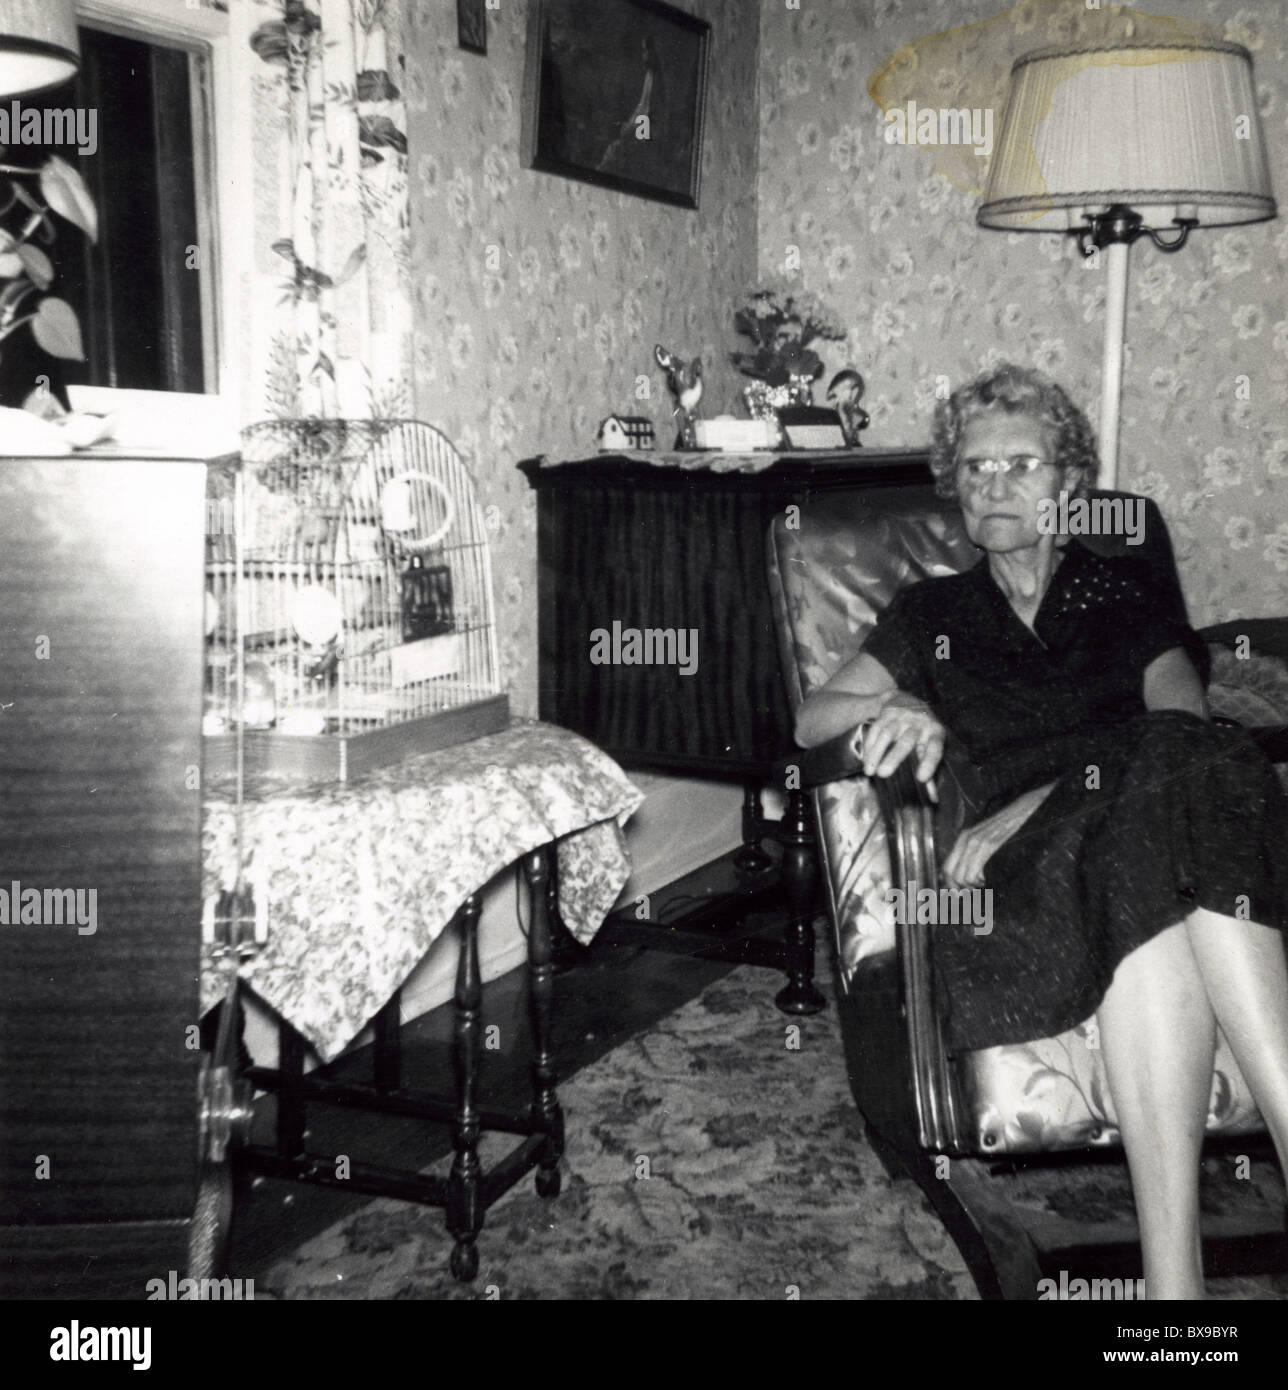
[200,720,643,1063]
[1207,644,1288,793]
[963,1022,1264,1154]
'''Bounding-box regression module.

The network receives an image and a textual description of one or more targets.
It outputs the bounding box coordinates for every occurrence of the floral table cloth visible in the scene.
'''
[534,448,845,476]
[201,720,643,1063]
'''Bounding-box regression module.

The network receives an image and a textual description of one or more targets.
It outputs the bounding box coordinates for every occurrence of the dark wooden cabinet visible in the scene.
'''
[520,448,933,1013]
[519,449,932,779]
[0,453,209,1298]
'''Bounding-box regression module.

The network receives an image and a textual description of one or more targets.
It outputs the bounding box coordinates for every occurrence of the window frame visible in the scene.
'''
[73,0,250,444]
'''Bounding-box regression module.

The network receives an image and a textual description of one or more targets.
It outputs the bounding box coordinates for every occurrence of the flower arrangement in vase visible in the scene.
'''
[730,285,844,420]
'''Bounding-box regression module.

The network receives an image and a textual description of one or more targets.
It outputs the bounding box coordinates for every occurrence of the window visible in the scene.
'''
[0,1,229,418]
[56,22,211,394]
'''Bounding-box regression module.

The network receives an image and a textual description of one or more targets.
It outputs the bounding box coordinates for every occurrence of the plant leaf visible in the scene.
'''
[31,296,85,359]
[16,243,53,289]
[39,156,98,243]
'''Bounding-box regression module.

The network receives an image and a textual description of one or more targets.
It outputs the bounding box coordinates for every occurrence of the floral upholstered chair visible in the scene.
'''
[766,482,1288,1298]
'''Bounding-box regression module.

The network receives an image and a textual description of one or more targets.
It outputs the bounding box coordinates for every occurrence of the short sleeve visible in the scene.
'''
[1097,555,1197,676]
[862,586,936,705]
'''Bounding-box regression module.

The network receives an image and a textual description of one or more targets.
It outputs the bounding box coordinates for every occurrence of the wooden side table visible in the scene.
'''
[519,448,933,1013]
[234,848,559,1283]
[201,721,643,1281]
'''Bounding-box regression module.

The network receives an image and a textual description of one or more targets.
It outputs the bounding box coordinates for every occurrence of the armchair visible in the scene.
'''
[768,483,1288,1299]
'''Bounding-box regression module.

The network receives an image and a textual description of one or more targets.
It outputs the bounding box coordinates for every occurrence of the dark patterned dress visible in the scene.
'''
[863,538,1288,1053]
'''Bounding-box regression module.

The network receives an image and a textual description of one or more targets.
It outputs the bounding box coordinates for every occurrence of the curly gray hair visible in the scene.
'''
[929,363,1099,501]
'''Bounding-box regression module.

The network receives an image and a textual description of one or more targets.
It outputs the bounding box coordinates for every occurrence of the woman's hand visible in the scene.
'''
[861,692,946,789]
[943,782,1055,888]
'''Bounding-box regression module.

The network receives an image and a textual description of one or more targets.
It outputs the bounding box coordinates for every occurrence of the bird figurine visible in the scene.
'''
[827,368,870,446]
[654,344,703,449]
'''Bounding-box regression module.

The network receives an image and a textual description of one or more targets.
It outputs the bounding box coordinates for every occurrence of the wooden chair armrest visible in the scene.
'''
[778,730,964,1150]
[774,724,867,790]
[875,760,964,1155]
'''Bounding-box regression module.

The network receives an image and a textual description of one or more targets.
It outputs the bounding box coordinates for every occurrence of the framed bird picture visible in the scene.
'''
[520,0,710,209]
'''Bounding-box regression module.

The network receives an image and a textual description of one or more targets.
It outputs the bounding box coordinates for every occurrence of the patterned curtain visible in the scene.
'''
[239,0,413,419]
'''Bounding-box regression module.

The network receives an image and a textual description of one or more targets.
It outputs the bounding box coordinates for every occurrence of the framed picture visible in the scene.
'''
[458,0,486,55]
[521,0,710,209]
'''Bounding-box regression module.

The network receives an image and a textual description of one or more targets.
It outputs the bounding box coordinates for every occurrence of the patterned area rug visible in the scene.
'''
[257,963,1287,1301]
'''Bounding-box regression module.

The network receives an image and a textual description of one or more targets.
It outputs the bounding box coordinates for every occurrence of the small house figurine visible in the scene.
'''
[597,414,656,452]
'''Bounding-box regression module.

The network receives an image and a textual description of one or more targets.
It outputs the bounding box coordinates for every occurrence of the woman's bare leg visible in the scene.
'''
[1184,908,1288,1176]
[1097,922,1215,1300]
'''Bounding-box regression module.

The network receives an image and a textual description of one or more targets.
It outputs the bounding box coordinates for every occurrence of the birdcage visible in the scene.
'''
[203,419,509,781]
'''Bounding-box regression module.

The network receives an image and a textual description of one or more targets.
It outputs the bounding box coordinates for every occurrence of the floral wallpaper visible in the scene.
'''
[757,0,1288,628]
[396,0,759,713]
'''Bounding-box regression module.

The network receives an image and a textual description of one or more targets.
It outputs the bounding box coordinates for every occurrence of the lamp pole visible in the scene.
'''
[1098,239,1129,490]
[1073,205,1197,490]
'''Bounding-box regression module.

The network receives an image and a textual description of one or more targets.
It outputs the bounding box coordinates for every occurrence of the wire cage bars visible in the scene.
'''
[204,419,509,781]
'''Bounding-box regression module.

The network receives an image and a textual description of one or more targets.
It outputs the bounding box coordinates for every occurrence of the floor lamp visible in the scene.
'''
[977,40,1276,489]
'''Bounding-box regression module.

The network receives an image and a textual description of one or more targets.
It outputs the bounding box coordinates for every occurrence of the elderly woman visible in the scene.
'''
[796,363,1288,1300]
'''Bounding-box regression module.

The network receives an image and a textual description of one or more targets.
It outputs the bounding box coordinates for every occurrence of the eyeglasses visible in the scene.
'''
[958,454,1049,480]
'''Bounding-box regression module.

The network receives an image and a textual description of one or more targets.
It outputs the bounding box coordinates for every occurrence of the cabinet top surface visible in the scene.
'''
[519,447,932,490]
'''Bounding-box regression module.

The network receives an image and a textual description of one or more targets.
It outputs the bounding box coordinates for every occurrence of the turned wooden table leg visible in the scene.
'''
[522,848,564,1198]
[544,849,586,972]
[775,788,826,1015]
[447,895,483,1281]
[372,989,401,1095]
[733,780,774,875]
[276,1020,307,1159]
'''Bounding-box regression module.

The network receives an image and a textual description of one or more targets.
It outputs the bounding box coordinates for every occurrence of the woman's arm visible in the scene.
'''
[1142,646,1208,719]
[794,651,897,747]
[943,781,1055,887]
[945,646,1209,888]
[796,651,946,785]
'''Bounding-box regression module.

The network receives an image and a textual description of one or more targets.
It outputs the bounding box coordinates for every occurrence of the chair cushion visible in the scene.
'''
[961,1023,1264,1154]
[1207,645,1288,792]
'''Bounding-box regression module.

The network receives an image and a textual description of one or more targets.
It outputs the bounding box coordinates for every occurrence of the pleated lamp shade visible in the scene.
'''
[0,0,79,99]
[978,41,1276,233]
